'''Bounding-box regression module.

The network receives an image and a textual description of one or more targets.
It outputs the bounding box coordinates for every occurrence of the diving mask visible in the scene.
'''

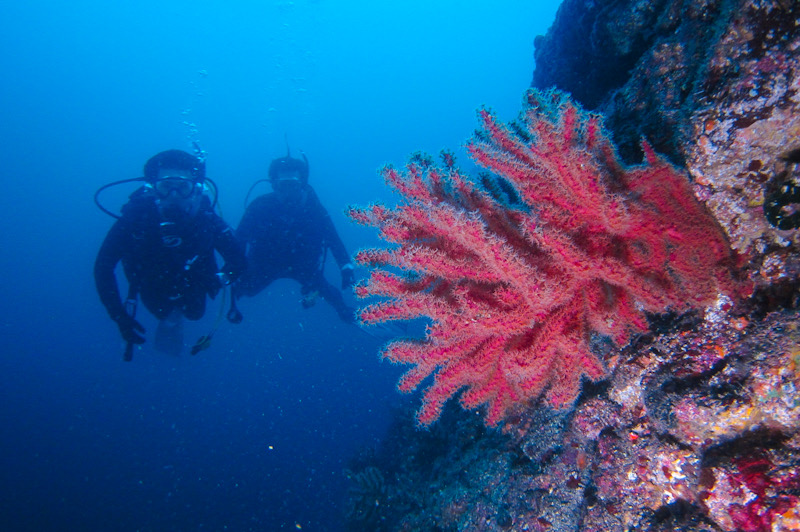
[155,177,198,199]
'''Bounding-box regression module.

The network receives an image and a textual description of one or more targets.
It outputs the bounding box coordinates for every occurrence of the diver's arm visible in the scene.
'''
[325,214,351,268]
[320,206,351,268]
[306,188,351,268]
[311,193,355,289]
[213,218,247,284]
[94,222,127,321]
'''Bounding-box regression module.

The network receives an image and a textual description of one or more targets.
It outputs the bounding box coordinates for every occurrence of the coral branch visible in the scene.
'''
[350,89,747,426]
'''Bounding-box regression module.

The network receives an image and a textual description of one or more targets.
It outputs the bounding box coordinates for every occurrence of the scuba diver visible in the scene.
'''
[227,151,356,324]
[94,149,246,358]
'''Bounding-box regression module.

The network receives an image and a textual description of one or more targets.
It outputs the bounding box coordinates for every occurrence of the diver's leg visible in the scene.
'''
[181,288,207,321]
[138,285,187,354]
[139,286,173,321]
[154,309,184,356]
[154,287,205,355]
[310,274,355,324]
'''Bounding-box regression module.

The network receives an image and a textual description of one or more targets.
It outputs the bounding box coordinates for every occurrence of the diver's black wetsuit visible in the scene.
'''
[234,185,353,321]
[94,190,246,322]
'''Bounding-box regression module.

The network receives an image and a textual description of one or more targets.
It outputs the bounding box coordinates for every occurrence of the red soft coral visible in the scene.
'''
[349,89,746,426]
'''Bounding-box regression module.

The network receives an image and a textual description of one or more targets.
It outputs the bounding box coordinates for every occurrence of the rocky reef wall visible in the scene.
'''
[534,0,800,291]
[343,3,800,531]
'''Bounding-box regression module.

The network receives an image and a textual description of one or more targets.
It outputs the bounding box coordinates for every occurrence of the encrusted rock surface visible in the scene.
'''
[534,0,800,289]
[347,310,800,532]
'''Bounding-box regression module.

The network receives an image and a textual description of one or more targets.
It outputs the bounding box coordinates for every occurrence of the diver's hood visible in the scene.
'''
[268,153,309,186]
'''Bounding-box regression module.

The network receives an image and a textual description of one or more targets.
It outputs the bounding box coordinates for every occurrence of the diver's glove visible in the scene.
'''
[341,263,355,290]
[115,314,146,344]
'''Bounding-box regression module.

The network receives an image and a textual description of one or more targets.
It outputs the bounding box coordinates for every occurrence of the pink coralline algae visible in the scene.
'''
[703,449,800,532]
[349,89,747,426]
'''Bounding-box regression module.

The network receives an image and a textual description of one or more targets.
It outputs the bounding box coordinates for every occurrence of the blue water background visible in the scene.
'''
[0,1,558,530]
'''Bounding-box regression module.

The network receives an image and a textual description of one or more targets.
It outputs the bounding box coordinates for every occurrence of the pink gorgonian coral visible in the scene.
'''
[348,89,747,426]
